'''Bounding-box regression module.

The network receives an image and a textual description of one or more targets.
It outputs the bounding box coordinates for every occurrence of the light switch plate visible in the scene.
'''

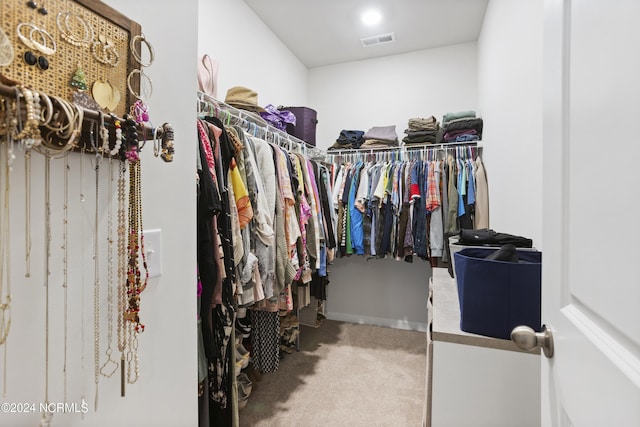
[143,229,162,278]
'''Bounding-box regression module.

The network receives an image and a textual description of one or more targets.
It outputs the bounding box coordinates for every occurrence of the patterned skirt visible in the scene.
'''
[250,310,280,373]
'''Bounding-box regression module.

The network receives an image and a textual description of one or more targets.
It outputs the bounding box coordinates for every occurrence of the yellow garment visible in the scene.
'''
[229,159,253,229]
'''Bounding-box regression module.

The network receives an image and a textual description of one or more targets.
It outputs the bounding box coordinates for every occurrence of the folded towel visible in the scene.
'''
[442,110,476,124]
[443,117,483,138]
[360,138,399,148]
[408,116,439,131]
[363,125,398,142]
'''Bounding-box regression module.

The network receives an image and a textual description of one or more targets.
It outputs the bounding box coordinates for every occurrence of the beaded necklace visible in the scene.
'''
[122,114,147,384]
[116,160,128,395]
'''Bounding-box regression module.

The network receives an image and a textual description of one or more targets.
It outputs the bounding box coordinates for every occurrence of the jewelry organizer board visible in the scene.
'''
[1,0,142,117]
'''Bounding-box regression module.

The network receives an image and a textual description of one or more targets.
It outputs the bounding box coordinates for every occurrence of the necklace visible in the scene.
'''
[24,147,31,278]
[116,160,128,395]
[0,139,12,398]
[41,156,53,425]
[93,130,101,411]
[62,155,69,403]
[79,148,87,411]
[123,115,146,384]
[124,117,147,332]
[100,158,118,379]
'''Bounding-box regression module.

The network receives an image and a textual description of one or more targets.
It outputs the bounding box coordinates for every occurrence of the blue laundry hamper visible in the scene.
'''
[453,247,542,340]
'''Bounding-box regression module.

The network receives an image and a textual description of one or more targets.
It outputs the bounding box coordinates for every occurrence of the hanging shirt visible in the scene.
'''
[349,164,365,255]
[467,159,476,207]
[457,158,467,217]
[332,165,345,210]
[425,160,441,213]
[355,162,370,213]
[229,158,254,229]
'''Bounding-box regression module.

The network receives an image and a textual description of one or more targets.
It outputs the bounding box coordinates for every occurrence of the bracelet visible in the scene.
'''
[111,118,122,156]
[14,86,42,144]
[40,92,54,126]
[38,97,83,157]
[160,123,175,163]
[99,112,110,153]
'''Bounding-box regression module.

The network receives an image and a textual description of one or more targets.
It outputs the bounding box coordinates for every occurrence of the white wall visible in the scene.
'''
[308,43,478,330]
[309,43,478,150]
[198,0,308,108]
[2,1,199,426]
[477,0,544,247]
[327,257,430,331]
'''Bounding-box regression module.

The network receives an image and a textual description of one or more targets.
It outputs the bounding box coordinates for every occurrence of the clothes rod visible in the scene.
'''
[197,90,325,158]
[326,140,480,155]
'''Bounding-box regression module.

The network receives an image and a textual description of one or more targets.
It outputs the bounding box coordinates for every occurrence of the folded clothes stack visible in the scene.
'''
[360,125,399,148]
[328,129,365,150]
[402,115,443,145]
[442,110,483,143]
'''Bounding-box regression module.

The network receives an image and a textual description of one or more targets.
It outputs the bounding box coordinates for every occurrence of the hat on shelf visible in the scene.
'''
[197,54,219,98]
[225,86,266,113]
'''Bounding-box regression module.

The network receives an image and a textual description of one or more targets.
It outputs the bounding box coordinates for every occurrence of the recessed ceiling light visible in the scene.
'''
[361,9,382,26]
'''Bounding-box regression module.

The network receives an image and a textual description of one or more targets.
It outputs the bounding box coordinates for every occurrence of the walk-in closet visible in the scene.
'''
[1,0,638,426]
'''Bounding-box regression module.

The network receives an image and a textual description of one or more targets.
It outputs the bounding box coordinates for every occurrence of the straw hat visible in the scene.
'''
[225,86,266,113]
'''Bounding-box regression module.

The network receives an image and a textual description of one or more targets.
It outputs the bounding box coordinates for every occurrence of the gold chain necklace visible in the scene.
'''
[41,156,53,426]
[0,137,12,398]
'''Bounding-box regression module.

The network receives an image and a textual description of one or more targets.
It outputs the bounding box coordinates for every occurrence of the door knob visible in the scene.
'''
[510,324,554,358]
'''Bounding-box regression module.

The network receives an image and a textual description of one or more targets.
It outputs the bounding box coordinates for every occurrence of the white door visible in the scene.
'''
[541,0,640,425]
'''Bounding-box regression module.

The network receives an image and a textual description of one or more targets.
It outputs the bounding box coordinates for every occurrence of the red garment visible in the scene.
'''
[425,161,440,212]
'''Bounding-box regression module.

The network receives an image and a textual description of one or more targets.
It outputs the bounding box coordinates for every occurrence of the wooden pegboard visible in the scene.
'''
[0,0,141,117]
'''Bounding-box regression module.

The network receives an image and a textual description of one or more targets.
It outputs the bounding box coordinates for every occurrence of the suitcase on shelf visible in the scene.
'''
[279,106,318,146]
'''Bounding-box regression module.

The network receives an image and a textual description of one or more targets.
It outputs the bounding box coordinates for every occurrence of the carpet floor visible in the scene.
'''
[239,319,427,427]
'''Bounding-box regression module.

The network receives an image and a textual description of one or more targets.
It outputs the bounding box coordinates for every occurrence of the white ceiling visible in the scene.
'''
[242,0,490,68]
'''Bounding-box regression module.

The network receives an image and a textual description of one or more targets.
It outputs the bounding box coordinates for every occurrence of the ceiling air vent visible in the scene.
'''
[360,32,395,47]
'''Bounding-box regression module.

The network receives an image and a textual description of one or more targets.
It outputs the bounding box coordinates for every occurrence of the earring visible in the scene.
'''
[38,1,48,15]
[23,51,49,70]
[24,51,37,65]
[26,0,37,8]
[37,55,49,70]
